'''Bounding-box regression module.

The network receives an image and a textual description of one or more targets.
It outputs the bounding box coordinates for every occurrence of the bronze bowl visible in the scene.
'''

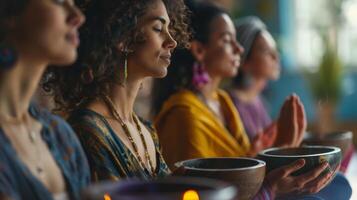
[303,131,353,158]
[81,176,237,200]
[257,146,341,177]
[174,157,266,200]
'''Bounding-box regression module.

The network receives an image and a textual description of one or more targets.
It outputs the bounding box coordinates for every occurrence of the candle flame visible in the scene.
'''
[183,190,200,200]
[104,193,112,200]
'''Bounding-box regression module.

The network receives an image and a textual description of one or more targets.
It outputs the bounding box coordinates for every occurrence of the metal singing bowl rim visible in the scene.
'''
[175,157,266,172]
[258,146,341,158]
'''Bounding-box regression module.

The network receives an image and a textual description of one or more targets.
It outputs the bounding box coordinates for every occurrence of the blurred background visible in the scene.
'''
[208,0,357,197]
[203,0,357,142]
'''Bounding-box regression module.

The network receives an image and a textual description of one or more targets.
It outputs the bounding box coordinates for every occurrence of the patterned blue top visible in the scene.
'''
[0,105,90,200]
[67,109,170,182]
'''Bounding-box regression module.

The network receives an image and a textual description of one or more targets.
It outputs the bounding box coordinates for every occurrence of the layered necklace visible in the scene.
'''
[103,96,156,176]
[0,113,44,175]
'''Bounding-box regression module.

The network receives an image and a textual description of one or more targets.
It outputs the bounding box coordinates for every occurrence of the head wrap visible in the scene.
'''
[235,16,267,63]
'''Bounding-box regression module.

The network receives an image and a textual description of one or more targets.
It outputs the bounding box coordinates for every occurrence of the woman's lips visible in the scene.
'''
[232,59,241,67]
[65,32,80,47]
[160,54,171,64]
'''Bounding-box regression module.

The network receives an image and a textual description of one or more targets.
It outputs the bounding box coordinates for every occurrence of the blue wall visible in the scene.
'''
[264,70,357,122]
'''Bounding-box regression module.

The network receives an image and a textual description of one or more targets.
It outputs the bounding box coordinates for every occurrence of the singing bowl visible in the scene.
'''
[303,131,353,158]
[174,157,266,200]
[81,176,237,200]
[257,146,341,177]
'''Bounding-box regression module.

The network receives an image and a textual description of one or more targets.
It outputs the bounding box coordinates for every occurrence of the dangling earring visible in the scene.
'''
[0,44,17,70]
[123,51,128,84]
[121,47,132,85]
[192,61,211,90]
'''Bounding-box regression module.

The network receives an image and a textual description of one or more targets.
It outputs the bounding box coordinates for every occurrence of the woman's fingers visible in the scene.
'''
[287,95,298,146]
[292,162,329,189]
[295,95,307,145]
[251,133,264,154]
[266,159,339,197]
[279,97,290,122]
[302,164,339,194]
[276,95,296,146]
[265,159,306,196]
[262,122,277,147]
[276,159,306,177]
[291,95,299,145]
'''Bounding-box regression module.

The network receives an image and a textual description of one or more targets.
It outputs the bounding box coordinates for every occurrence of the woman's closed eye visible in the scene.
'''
[221,34,236,45]
[153,26,163,33]
[222,37,232,43]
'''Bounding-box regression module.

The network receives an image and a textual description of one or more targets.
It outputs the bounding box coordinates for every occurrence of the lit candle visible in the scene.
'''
[104,193,112,200]
[183,190,200,200]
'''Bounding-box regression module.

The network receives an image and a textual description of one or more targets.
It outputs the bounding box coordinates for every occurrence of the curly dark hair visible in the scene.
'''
[42,0,191,113]
[151,0,227,115]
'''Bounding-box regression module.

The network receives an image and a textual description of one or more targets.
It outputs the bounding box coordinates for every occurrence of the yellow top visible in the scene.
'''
[155,89,251,169]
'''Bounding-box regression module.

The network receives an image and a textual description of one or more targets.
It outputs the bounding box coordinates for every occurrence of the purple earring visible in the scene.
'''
[0,44,17,70]
[192,61,210,90]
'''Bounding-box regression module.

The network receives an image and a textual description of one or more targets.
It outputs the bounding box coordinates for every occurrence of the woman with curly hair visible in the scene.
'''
[0,0,88,199]
[43,0,190,181]
[153,1,351,199]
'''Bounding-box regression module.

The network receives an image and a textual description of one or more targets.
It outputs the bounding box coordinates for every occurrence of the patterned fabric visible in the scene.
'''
[229,92,272,141]
[0,104,90,200]
[67,109,170,182]
[155,89,251,168]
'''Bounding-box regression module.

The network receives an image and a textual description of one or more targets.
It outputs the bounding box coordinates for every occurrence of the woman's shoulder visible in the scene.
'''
[29,104,75,139]
[68,108,106,127]
[29,104,90,171]
[160,89,207,113]
[29,104,65,125]
[217,89,233,101]
[166,89,198,104]
[67,109,112,140]
[155,89,216,125]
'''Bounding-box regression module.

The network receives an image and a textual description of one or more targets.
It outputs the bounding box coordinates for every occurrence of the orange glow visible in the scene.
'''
[183,190,200,200]
[104,193,112,200]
